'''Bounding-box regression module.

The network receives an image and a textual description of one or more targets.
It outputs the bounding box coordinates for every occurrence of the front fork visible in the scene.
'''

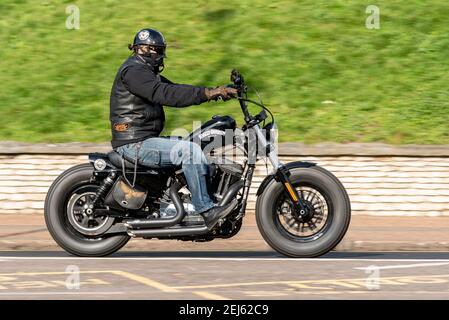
[274,165,306,216]
[252,125,307,217]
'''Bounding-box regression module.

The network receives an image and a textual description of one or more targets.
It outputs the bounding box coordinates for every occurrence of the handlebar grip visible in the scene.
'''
[230,69,244,85]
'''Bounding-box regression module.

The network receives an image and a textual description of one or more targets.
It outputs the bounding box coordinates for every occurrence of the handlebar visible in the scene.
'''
[229,69,252,121]
[228,69,274,128]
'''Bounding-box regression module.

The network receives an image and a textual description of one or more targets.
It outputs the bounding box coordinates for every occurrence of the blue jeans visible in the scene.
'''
[115,137,215,213]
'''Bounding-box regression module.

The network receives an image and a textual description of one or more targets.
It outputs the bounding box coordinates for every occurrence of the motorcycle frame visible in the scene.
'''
[234,80,308,218]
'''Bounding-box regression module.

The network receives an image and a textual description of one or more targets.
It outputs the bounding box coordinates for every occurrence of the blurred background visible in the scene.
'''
[1,0,449,259]
[0,0,448,144]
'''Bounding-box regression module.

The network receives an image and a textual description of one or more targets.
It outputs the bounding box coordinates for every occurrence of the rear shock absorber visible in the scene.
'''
[91,171,117,207]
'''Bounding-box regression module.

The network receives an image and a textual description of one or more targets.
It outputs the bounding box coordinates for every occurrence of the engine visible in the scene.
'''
[156,157,244,226]
[209,159,244,201]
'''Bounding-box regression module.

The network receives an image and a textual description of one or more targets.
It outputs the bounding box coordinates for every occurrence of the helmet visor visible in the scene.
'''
[148,45,166,56]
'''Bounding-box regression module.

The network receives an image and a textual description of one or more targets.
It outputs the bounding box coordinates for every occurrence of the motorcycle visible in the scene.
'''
[44,70,351,258]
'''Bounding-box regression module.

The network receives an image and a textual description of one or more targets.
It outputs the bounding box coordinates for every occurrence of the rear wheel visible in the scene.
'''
[256,166,351,258]
[44,164,130,257]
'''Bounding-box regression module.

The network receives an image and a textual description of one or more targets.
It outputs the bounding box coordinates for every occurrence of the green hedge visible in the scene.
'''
[0,0,448,144]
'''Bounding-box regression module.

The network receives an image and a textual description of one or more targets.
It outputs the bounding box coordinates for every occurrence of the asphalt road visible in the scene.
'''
[0,251,448,299]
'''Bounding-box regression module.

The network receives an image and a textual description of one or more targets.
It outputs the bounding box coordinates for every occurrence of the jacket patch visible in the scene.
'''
[113,123,130,132]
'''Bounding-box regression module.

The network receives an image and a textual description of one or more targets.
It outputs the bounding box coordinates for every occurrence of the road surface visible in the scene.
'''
[0,251,448,299]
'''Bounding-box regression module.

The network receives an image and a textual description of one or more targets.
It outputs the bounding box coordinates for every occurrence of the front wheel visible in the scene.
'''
[256,166,351,258]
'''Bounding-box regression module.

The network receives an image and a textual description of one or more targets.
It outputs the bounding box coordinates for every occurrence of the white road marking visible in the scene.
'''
[355,262,449,270]
[0,256,448,262]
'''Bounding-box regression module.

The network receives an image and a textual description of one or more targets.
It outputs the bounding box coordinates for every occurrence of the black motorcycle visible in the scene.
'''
[44,70,351,258]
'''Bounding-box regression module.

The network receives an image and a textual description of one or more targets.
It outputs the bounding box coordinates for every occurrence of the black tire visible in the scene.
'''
[44,164,130,257]
[256,166,351,258]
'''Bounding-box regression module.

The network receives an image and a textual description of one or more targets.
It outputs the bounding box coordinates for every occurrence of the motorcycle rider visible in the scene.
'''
[110,28,238,227]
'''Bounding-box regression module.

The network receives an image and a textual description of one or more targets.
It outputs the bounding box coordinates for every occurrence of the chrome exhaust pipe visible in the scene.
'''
[125,181,186,229]
[128,225,209,238]
[126,180,242,232]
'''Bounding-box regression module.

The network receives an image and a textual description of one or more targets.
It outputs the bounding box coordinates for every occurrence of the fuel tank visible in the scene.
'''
[185,115,236,150]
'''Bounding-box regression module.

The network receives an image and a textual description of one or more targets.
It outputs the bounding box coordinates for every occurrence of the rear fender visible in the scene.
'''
[88,152,116,171]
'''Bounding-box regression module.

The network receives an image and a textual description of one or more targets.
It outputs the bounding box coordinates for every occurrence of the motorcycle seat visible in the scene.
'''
[108,150,156,169]
[107,151,182,171]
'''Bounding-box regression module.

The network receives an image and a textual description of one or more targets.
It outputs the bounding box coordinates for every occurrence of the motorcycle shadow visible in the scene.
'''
[110,251,385,259]
[111,251,449,259]
[112,251,283,258]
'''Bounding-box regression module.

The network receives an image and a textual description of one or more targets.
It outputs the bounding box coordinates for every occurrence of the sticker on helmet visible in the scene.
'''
[138,30,150,41]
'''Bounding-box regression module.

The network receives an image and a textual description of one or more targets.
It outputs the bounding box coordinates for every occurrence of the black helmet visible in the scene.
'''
[132,28,166,47]
[129,28,167,72]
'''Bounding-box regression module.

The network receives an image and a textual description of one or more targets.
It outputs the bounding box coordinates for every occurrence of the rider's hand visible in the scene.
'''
[205,86,238,101]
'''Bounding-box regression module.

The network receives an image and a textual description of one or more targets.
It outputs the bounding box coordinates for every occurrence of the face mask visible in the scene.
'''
[140,50,165,73]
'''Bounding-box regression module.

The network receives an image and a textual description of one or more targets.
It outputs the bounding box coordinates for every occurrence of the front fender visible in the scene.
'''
[256,161,316,196]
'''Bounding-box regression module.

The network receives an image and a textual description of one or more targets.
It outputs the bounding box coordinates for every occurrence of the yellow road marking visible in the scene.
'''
[287,283,333,290]
[0,270,178,293]
[193,291,230,300]
[0,270,117,277]
[111,270,179,293]
[173,274,449,290]
[244,290,344,297]
[246,290,449,297]
[4,270,447,296]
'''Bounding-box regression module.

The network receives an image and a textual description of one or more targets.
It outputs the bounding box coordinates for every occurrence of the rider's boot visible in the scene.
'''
[201,199,238,228]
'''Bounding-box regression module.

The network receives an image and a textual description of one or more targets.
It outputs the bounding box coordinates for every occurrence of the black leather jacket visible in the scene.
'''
[109,55,208,148]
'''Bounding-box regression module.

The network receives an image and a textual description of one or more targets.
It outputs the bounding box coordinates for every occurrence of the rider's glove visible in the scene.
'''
[205,86,238,101]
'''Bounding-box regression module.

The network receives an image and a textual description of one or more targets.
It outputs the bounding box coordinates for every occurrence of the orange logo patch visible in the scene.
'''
[113,123,129,132]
